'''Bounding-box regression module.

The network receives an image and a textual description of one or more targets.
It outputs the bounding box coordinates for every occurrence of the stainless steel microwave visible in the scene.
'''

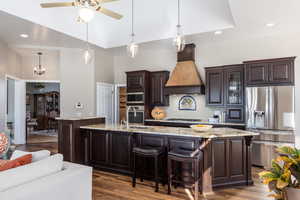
[127,92,144,104]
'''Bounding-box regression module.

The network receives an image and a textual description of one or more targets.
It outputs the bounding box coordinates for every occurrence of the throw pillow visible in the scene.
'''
[0,154,32,172]
[10,150,50,162]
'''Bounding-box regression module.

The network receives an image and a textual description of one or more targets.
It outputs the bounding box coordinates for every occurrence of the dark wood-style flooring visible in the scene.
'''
[17,142,272,200]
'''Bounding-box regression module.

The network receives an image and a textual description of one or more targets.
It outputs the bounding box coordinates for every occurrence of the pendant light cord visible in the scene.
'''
[177,0,180,26]
[86,23,89,47]
[131,0,134,37]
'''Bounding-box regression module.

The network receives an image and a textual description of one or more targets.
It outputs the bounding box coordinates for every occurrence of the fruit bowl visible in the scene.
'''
[190,124,213,132]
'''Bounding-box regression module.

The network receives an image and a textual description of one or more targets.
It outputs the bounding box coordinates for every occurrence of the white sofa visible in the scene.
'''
[0,153,93,200]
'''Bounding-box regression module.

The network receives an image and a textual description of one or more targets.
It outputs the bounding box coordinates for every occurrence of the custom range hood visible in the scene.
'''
[165,43,205,95]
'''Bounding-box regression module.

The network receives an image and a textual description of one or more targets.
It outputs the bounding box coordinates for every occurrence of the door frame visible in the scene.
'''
[96,82,115,124]
[114,84,126,124]
[5,74,26,144]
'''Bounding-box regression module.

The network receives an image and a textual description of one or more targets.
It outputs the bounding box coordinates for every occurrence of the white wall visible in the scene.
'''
[0,40,22,131]
[59,48,95,118]
[95,48,114,84]
[112,31,300,146]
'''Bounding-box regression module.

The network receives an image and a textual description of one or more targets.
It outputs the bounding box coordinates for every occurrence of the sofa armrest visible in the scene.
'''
[0,162,93,200]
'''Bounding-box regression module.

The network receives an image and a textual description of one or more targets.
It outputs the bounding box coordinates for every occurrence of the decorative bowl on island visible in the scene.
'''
[190,124,213,132]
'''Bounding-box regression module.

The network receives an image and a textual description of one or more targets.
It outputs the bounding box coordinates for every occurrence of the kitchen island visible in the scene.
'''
[80,124,258,194]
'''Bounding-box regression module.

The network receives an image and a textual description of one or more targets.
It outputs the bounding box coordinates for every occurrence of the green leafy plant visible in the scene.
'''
[259,146,300,200]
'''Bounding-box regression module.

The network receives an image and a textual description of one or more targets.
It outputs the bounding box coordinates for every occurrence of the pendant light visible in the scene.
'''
[174,0,185,52]
[33,52,46,76]
[127,0,138,58]
[83,23,92,64]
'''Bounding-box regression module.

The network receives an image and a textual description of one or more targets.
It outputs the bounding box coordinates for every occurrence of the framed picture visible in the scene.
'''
[178,96,196,111]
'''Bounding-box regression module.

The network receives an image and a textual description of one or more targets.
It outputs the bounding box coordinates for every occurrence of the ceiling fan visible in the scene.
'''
[40,0,123,22]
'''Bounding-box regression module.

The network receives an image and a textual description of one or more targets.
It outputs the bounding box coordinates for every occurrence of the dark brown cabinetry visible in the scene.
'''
[57,117,105,164]
[205,65,245,123]
[126,70,150,93]
[150,71,170,106]
[88,130,133,174]
[212,137,247,186]
[206,68,224,106]
[81,128,253,189]
[245,57,295,86]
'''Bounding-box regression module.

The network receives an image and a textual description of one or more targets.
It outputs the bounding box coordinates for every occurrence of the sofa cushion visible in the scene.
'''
[10,150,50,162]
[0,154,32,172]
[0,154,63,192]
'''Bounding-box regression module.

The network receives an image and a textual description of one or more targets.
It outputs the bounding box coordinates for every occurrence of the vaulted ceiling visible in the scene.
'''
[0,0,234,48]
[0,0,300,49]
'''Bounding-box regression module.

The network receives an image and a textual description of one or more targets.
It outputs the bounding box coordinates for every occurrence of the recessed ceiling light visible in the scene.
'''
[266,23,276,27]
[214,30,223,35]
[20,34,29,38]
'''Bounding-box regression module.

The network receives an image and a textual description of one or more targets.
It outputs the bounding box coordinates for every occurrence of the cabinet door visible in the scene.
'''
[245,63,269,86]
[269,60,294,85]
[150,71,169,106]
[226,107,244,123]
[127,73,144,92]
[109,132,132,170]
[206,69,224,106]
[224,66,244,106]
[90,131,109,165]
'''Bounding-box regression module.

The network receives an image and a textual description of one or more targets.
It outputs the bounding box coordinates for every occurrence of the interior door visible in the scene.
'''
[97,82,114,124]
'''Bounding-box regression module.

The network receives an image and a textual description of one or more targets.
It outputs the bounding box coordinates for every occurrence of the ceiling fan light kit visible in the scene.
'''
[79,6,95,23]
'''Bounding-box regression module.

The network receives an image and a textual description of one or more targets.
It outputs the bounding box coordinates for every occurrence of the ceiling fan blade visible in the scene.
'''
[98,0,119,3]
[97,7,123,19]
[40,2,75,8]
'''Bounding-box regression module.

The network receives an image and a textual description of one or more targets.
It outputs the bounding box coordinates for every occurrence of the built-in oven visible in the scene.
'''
[128,106,144,124]
[127,92,144,104]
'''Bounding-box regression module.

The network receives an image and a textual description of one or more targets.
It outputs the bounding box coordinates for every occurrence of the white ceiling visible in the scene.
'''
[1,0,300,50]
[0,0,234,48]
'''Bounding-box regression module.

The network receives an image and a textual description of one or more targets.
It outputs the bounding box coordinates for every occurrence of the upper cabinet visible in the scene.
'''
[244,57,295,86]
[206,68,224,106]
[126,71,150,93]
[150,71,170,106]
[224,66,244,106]
[206,65,244,107]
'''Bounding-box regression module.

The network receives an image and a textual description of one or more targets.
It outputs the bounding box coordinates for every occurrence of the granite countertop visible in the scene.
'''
[144,119,246,127]
[246,128,295,136]
[56,116,105,121]
[80,124,259,139]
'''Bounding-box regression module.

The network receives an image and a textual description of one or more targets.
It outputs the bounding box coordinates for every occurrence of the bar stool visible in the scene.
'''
[132,146,165,192]
[167,148,203,200]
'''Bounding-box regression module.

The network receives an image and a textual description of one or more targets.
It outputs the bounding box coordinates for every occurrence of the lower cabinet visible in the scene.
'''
[89,130,133,174]
[85,130,251,188]
[212,137,247,186]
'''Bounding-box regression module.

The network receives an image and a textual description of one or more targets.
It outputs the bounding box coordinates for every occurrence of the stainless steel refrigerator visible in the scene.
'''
[246,86,295,168]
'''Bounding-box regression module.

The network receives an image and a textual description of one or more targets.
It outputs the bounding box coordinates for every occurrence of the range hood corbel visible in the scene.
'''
[164,43,205,95]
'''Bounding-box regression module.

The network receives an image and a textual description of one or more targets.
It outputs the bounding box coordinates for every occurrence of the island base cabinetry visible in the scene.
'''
[81,129,253,191]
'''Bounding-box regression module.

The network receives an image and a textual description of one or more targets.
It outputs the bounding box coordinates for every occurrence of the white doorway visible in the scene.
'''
[5,75,26,145]
[96,82,115,124]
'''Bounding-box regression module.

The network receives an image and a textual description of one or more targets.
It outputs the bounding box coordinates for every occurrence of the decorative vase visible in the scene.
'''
[151,107,166,120]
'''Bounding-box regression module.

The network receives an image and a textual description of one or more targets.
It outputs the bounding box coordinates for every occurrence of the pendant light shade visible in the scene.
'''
[174,0,185,52]
[34,52,46,76]
[83,23,93,64]
[84,49,92,64]
[127,0,138,58]
[127,34,139,58]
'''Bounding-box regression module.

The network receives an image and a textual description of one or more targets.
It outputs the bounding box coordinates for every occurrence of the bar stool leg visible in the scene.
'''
[132,152,136,188]
[167,157,172,195]
[154,155,159,192]
[194,159,199,200]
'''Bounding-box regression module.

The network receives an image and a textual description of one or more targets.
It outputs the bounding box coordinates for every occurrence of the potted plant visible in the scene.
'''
[259,146,300,200]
